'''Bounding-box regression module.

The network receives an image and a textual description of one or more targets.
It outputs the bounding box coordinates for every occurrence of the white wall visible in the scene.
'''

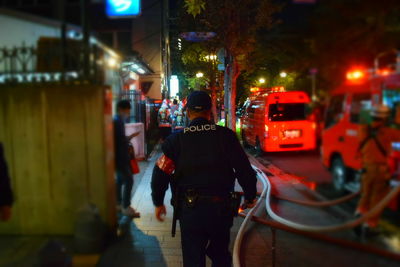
[131,2,162,100]
[0,14,61,48]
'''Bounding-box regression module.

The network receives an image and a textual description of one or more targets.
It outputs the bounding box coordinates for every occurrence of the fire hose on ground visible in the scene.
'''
[232,165,400,267]
[275,191,360,207]
[263,170,400,232]
[232,167,267,267]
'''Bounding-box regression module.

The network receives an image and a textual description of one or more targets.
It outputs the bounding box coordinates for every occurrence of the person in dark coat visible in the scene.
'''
[114,100,140,218]
[0,143,13,221]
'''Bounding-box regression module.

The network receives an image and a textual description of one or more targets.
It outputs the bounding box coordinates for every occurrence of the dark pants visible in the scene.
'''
[179,201,233,267]
[116,169,133,208]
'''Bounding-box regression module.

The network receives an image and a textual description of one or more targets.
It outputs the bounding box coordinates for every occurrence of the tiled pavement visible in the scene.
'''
[98,152,183,267]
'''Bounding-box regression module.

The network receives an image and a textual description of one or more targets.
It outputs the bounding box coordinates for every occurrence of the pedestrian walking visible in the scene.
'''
[355,105,400,236]
[172,101,186,133]
[0,143,13,222]
[158,100,172,140]
[114,100,140,218]
[151,91,257,267]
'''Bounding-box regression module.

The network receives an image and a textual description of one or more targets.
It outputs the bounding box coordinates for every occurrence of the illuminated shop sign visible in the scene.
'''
[106,0,141,18]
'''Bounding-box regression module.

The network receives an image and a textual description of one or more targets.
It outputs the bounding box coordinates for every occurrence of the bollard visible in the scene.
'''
[74,203,107,254]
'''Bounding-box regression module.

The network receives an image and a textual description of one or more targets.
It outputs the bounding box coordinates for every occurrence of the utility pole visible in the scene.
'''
[59,0,67,82]
[81,0,90,81]
[310,68,318,101]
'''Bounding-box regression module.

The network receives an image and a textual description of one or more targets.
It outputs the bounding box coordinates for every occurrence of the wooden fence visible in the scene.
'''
[0,84,116,235]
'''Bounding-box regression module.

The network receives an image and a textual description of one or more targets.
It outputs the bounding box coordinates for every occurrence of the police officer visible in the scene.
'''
[151,91,257,267]
[355,104,400,235]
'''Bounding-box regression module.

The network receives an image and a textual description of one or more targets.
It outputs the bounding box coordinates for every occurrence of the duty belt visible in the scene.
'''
[196,195,229,203]
[179,194,229,203]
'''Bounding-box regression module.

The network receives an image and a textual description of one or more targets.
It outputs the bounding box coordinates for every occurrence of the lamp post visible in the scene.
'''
[258,78,266,84]
[207,54,218,123]
[195,72,204,90]
[279,72,287,78]
[196,72,204,78]
[309,68,318,101]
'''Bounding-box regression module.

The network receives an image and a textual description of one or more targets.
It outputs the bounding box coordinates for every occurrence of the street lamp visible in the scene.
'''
[258,78,266,84]
[205,54,217,61]
[280,72,287,78]
[107,57,118,68]
[196,72,204,78]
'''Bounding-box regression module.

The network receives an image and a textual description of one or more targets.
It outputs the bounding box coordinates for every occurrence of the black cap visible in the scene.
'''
[187,91,211,111]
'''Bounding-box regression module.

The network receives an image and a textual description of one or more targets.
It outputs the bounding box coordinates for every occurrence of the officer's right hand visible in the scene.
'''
[155,205,167,222]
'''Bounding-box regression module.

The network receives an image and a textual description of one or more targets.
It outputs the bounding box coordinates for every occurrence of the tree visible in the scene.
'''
[312,0,400,89]
[183,0,279,130]
[180,42,220,122]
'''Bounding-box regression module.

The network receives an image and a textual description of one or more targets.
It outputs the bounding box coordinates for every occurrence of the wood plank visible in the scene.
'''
[83,87,108,220]
[0,86,51,234]
[46,86,89,234]
[0,88,20,233]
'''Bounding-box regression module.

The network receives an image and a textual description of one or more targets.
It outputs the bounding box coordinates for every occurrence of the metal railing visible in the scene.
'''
[0,42,103,84]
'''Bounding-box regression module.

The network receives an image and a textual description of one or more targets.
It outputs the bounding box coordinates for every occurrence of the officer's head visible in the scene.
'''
[186,91,212,120]
[116,100,131,119]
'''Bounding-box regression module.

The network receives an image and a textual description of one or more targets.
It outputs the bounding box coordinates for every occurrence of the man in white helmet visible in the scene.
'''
[355,104,400,236]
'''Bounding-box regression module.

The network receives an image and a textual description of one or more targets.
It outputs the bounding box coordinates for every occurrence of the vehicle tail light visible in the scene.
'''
[264,125,269,138]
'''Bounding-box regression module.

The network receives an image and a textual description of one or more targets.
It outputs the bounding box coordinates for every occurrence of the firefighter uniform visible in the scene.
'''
[151,91,257,267]
[356,106,400,228]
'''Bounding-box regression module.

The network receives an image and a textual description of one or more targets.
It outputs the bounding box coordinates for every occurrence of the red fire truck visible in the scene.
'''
[241,87,317,153]
[321,68,400,193]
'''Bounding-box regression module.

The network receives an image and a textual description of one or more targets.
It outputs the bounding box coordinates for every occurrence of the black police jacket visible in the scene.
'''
[151,117,257,207]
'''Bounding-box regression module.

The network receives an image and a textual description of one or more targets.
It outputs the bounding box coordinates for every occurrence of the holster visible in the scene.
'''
[171,187,180,237]
[229,192,242,217]
[184,189,199,208]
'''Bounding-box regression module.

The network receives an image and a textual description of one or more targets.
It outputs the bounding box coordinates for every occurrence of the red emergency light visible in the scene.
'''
[250,87,260,93]
[377,68,392,76]
[271,86,285,92]
[346,69,365,80]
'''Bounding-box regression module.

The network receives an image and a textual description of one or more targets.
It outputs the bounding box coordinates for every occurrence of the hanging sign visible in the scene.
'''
[106,0,141,18]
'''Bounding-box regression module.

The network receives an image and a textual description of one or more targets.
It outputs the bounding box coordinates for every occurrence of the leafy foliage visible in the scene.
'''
[184,0,206,17]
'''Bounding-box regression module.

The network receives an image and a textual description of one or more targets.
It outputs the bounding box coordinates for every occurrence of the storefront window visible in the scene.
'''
[350,93,371,124]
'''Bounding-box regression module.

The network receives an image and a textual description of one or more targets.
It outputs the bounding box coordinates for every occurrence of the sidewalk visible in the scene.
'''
[98,152,183,267]
[98,149,268,267]
[98,152,250,267]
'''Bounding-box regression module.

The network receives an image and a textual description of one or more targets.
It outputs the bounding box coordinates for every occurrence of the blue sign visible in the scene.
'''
[106,0,141,18]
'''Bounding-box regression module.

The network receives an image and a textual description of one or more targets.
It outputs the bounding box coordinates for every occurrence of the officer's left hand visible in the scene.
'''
[0,206,12,221]
[242,199,257,210]
[155,205,167,222]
